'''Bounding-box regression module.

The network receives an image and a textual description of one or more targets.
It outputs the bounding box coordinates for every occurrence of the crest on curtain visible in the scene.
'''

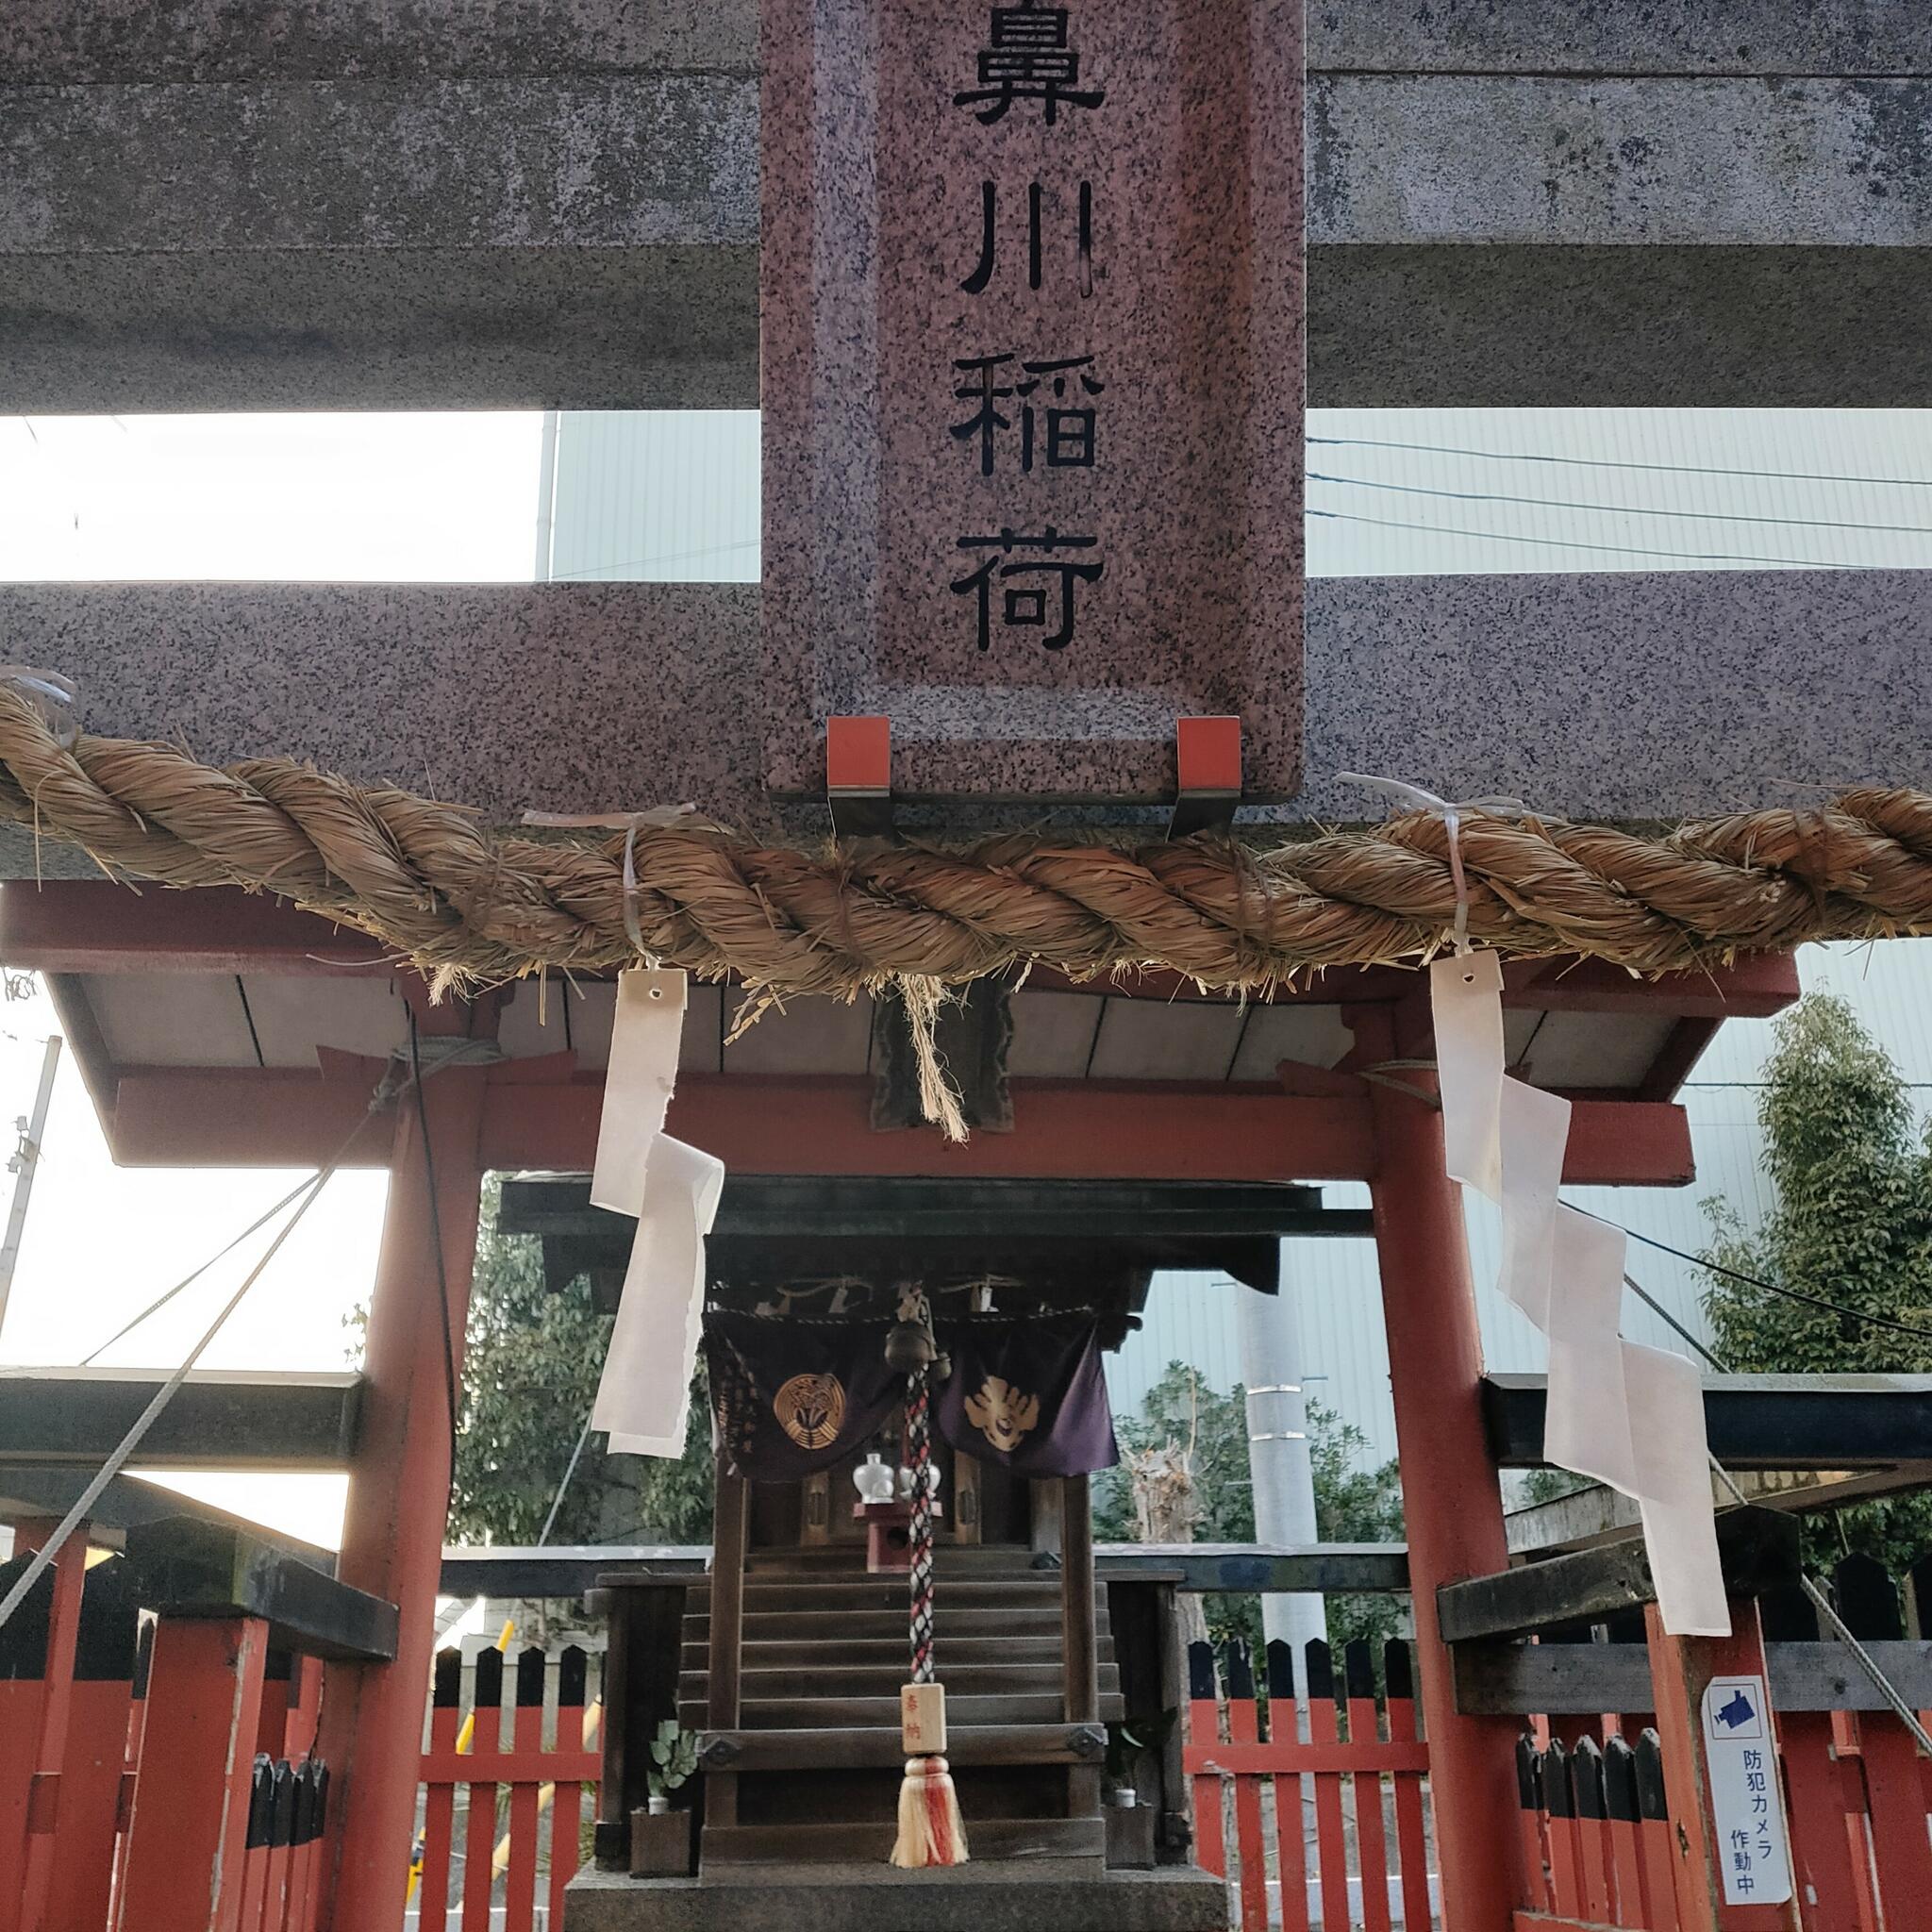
[704,1312,901,1480]
[935,1315,1118,1477]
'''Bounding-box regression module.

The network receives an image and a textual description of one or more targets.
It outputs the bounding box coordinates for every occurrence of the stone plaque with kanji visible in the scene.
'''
[761,0,1304,802]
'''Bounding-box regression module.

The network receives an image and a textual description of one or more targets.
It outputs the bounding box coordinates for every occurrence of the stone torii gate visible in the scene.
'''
[2,4,1928,1930]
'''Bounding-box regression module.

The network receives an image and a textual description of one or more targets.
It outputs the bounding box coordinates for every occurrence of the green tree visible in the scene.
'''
[1094,1362,1407,1661]
[1699,993,1932,1569]
[437,1177,713,1549]
[1305,1399,1407,1654]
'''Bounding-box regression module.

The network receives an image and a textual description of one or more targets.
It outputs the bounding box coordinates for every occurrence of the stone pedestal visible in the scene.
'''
[564,1863,1229,1931]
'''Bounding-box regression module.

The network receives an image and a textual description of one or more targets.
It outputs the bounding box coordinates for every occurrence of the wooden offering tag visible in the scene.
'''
[902,1680,947,1755]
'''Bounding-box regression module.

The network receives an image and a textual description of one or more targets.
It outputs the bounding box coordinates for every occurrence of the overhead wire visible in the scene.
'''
[79,1170,337,1365]
[0,1032,490,1637]
[1583,1209,1932,1348]
[1307,467,1932,541]
[0,1158,342,1632]
[1307,431,1932,492]
[538,1411,598,1549]
[1307,507,1848,571]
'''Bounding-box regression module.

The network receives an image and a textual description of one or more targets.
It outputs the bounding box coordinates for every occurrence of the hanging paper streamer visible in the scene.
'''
[1432,950,1728,1636]
[589,969,726,1458]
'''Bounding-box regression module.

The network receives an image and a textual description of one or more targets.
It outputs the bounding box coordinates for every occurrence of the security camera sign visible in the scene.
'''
[1701,1675,1792,1905]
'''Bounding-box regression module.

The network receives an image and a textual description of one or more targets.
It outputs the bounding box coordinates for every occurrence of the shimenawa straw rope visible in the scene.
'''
[0,686,1928,999]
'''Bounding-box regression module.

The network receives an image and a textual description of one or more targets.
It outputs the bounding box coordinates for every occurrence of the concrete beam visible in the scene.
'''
[0,1366,363,1469]
[1484,1373,1932,1473]
[0,581,758,877]
[1312,3,1932,76]
[8,0,1927,86]
[1311,77,1932,247]
[9,5,1932,409]
[0,64,758,411]
[1313,242,1932,408]
[0,565,1921,858]
[0,0,756,82]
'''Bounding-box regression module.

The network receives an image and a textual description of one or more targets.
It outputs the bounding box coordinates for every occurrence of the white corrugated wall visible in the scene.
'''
[545,407,1932,583]
[542,410,759,584]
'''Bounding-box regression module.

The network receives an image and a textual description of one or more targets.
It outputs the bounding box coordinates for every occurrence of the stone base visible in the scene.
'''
[563,1862,1228,1932]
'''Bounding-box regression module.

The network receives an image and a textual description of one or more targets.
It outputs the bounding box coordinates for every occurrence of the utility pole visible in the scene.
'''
[1236,1260,1327,1659]
[0,1034,61,1341]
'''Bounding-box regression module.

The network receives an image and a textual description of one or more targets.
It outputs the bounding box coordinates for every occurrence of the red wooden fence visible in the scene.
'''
[413,1642,597,1930]
[0,1530,330,1932]
[1186,1637,1435,1932]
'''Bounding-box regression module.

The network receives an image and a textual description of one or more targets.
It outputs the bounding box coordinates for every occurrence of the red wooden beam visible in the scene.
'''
[1564,1098,1695,1187]
[110,1070,400,1167]
[1505,953,1798,1019]
[101,1068,1694,1186]
[0,882,387,974]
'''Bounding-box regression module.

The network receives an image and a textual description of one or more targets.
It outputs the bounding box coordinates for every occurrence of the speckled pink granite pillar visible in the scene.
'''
[761,0,1304,803]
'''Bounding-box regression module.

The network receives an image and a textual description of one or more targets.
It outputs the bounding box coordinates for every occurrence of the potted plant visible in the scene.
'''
[629,1722,699,1876]
[1103,1711,1174,1869]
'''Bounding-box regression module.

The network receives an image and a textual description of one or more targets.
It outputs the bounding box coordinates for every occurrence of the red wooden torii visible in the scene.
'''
[0,878,1799,1930]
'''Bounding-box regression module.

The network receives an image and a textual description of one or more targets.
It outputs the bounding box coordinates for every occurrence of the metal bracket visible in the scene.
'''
[1168,716,1241,837]
[826,715,895,839]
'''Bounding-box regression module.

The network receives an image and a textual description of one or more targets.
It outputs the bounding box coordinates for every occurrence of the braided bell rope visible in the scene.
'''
[0,687,1929,993]
[907,1365,936,1686]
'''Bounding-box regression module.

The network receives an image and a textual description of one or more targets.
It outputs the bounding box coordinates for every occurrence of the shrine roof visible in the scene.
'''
[2,881,1799,1179]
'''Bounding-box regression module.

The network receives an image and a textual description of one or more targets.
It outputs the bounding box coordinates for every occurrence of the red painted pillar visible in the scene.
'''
[1644,1600,1802,1932]
[119,1614,271,1932]
[319,997,491,1932]
[1352,1004,1524,1932]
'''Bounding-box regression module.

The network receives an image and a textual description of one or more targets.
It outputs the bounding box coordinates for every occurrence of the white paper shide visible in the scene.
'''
[589,968,725,1458]
[1431,951,1728,1637]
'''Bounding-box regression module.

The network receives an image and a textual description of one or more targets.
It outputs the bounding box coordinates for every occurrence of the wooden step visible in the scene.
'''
[681,1662,1122,1698]
[701,1817,1106,1867]
[691,1608,1102,1642]
[681,1635,1114,1671]
[687,1577,1068,1610]
[679,1691,1125,1729]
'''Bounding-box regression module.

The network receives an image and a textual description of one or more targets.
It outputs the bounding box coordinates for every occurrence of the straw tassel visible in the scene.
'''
[892,1751,967,1870]
[891,1360,968,1868]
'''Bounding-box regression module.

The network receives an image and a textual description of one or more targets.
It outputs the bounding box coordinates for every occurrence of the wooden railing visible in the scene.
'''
[1185,1636,1434,1932]
[1473,1546,1932,1932]
[0,1515,386,1932]
[413,1642,599,1930]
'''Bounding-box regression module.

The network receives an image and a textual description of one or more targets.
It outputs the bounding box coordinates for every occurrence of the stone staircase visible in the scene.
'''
[679,1543,1123,1868]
